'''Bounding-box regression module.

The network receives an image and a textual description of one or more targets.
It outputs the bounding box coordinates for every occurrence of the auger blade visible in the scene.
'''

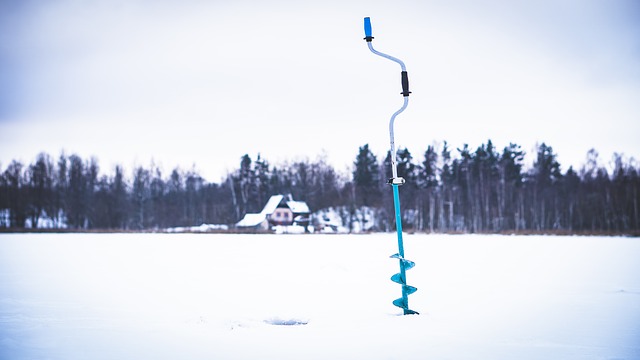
[393,297,407,309]
[404,285,417,295]
[403,259,415,270]
[392,297,419,314]
[390,253,415,270]
[391,273,404,284]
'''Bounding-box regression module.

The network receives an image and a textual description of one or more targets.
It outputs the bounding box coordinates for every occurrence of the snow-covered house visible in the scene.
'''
[236,195,311,231]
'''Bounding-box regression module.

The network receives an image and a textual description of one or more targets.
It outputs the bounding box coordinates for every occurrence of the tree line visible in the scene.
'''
[353,141,639,234]
[1,141,638,234]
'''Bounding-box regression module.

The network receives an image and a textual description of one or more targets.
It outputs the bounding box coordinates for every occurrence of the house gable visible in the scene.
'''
[268,207,293,225]
[236,194,310,229]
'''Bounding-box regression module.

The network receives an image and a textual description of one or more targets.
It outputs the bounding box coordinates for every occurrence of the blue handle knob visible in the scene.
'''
[364,17,373,40]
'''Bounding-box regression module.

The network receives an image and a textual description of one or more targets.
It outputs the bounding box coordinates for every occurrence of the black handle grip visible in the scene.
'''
[401,71,410,96]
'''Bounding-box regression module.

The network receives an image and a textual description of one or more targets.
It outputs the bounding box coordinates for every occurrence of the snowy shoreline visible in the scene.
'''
[2,227,639,237]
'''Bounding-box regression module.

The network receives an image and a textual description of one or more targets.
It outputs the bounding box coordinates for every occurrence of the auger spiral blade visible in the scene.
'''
[393,298,419,315]
[390,253,415,270]
[390,251,419,315]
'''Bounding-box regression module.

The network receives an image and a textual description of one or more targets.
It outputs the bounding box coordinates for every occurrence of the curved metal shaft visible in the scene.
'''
[367,42,407,71]
[367,42,409,179]
[388,97,408,178]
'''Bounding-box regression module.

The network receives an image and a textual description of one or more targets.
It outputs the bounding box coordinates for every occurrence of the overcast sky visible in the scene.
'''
[1,0,639,181]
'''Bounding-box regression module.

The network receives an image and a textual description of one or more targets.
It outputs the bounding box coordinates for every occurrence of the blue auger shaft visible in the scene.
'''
[392,184,409,310]
[363,17,418,315]
[392,185,405,259]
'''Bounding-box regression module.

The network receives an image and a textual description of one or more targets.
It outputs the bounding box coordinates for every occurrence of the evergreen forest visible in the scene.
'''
[1,140,638,234]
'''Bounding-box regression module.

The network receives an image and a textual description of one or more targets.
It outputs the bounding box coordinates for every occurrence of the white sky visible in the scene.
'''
[1,0,639,181]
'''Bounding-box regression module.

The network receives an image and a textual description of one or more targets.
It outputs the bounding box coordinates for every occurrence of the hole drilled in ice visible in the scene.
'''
[264,317,309,326]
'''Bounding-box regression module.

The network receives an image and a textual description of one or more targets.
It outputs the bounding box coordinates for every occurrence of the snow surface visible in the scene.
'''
[1,233,639,360]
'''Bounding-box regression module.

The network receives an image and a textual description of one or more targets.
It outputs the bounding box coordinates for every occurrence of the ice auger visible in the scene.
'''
[363,17,418,315]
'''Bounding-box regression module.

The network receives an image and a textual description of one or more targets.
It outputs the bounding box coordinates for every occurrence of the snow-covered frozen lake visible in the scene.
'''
[1,233,639,359]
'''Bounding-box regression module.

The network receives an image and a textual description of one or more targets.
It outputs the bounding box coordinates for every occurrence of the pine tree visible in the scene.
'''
[440,141,455,231]
[26,153,54,227]
[131,166,150,229]
[254,154,271,211]
[149,166,165,228]
[498,143,525,230]
[3,161,27,227]
[529,143,562,230]
[421,145,439,232]
[66,155,86,229]
[112,165,129,229]
[236,154,259,214]
[353,144,380,207]
[455,144,474,232]
[53,154,68,227]
[421,146,439,188]
[84,158,99,228]
[473,140,499,231]
[185,170,204,225]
